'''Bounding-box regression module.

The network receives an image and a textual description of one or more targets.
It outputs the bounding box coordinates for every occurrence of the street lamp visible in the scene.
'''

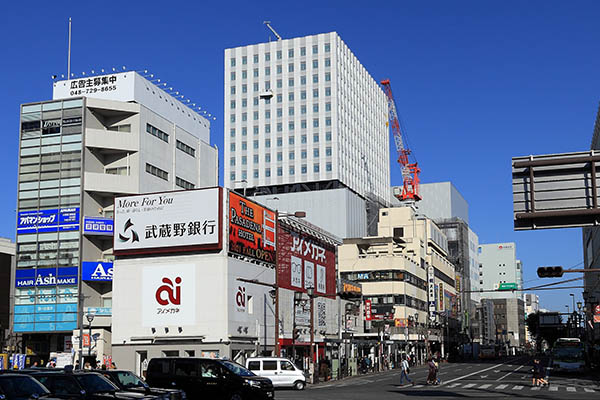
[86,309,96,359]
[233,179,248,197]
[307,287,315,383]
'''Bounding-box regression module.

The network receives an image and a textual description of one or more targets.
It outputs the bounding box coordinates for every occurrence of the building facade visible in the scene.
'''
[523,293,539,346]
[12,72,217,363]
[224,32,390,238]
[1,238,15,353]
[478,243,524,297]
[339,206,458,361]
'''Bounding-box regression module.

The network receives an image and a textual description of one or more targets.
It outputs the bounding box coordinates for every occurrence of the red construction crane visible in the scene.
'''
[381,79,421,202]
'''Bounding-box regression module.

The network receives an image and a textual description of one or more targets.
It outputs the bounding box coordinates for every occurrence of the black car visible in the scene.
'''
[99,370,184,400]
[24,371,158,400]
[0,373,62,400]
[146,358,274,400]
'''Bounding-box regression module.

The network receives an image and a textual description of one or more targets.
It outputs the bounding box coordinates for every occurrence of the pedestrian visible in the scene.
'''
[426,357,439,385]
[398,355,414,386]
[532,358,547,386]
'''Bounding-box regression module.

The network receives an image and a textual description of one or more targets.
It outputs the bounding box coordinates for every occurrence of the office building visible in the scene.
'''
[478,243,524,298]
[224,32,391,238]
[339,206,458,362]
[491,298,526,354]
[12,71,217,362]
[406,181,469,224]
[523,293,539,345]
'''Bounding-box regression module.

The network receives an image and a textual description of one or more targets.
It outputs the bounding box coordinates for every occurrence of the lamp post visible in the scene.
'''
[307,287,315,384]
[414,312,420,364]
[86,309,96,359]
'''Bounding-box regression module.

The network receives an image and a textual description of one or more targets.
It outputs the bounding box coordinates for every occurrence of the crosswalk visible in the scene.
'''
[394,382,597,393]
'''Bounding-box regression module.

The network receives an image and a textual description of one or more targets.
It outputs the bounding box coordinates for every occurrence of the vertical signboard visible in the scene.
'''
[228,192,276,265]
[365,299,373,321]
[439,283,444,312]
[276,221,337,296]
[428,266,436,321]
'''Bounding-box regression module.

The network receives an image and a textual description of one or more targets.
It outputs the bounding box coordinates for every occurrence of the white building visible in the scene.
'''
[478,243,523,299]
[12,71,217,363]
[406,181,469,224]
[224,32,390,238]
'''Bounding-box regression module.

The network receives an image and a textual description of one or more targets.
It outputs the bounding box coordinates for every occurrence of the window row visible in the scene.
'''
[230,128,332,141]
[231,102,332,114]
[231,66,332,81]
[230,86,332,98]
[230,148,332,165]
[230,44,331,66]
[340,270,427,290]
[176,140,196,157]
[176,176,195,190]
[230,163,332,180]
[18,195,80,211]
[146,123,169,143]
[230,134,332,151]
[363,294,427,312]
[146,163,169,181]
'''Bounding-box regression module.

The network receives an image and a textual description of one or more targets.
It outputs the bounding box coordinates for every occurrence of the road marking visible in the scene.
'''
[494,370,500,373]
[480,375,488,378]
[567,387,576,392]
[531,386,540,391]
[496,364,524,381]
[496,384,508,390]
[479,384,491,389]
[584,388,595,393]
[463,383,475,388]
[448,383,461,388]
[440,361,509,386]
[413,384,423,388]
[549,385,558,391]
[513,385,524,390]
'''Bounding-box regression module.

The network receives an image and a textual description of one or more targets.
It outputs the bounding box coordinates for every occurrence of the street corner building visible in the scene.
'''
[11,70,218,366]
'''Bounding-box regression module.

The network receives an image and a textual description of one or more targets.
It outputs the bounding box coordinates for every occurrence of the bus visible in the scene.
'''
[552,338,585,372]
[479,345,496,360]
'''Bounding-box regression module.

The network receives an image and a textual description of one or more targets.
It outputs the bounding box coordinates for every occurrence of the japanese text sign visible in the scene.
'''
[114,188,222,255]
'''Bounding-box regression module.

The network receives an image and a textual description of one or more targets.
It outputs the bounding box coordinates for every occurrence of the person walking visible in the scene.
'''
[532,358,548,386]
[426,357,440,385]
[398,355,414,386]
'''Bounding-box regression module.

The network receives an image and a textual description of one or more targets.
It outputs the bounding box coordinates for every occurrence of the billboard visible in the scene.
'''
[277,222,336,296]
[83,217,114,236]
[513,151,600,230]
[82,262,113,282]
[228,192,276,265]
[17,207,80,234]
[142,263,196,327]
[114,187,222,255]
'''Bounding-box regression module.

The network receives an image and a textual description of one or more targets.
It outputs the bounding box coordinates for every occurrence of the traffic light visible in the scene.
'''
[537,266,564,278]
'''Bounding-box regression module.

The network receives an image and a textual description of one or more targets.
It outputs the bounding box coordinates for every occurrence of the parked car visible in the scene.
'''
[146,357,274,400]
[0,373,62,400]
[24,370,158,400]
[99,370,185,400]
[245,357,306,390]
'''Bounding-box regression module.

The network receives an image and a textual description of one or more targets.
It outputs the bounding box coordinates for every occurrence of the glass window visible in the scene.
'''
[289,78,294,87]
[301,150,307,159]
[325,72,331,81]
[288,92,294,101]
[313,149,319,157]
[265,66,271,76]
[313,104,319,112]
[288,63,294,72]
[314,163,320,172]
[288,122,294,130]
[253,68,258,77]
[313,74,319,83]
[277,137,283,147]
[277,152,282,161]
[301,135,307,144]
[230,158,235,166]
[265,139,271,148]
[265,168,271,177]
[313,60,318,68]
[230,58,236,67]
[289,151,295,160]
[312,45,318,54]
[277,50,282,60]
[325,58,331,67]
[231,86,236,94]
[289,166,295,175]
[300,62,306,71]
[325,102,331,111]
[326,132,332,141]
[289,136,295,145]
[253,169,259,178]
[277,123,282,132]
[265,52,270,61]
[301,76,306,85]
[324,43,330,52]
[301,164,307,173]
[277,65,282,74]
[277,167,282,176]
[326,162,332,171]
[254,54,259,63]
[265,154,271,162]
[326,147,332,156]
[313,118,319,128]
[230,72,236,81]
[313,89,319,98]
[325,87,331,96]
[288,49,294,58]
[242,70,247,79]
[300,47,306,56]
[301,105,307,114]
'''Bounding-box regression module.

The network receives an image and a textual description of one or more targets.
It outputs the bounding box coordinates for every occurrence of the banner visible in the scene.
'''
[17,208,80,234]
[228,191,276,265]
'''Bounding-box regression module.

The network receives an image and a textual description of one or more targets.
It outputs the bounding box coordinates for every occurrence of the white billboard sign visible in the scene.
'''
[142,264,196,327]
[114,188,222,254]
[428,266,436,321]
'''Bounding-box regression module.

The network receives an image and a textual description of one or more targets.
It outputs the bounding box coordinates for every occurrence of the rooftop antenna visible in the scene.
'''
[263,21,282,41]
[67,17,72,79]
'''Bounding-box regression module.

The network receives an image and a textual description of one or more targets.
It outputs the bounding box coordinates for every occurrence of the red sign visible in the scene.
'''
[82,334,90,347]
[155,277,181,305]
[229,192,276,265]
[594,315,600,324]
[594,305,600,315]
[365,300,372,321]
[276,223,336,296]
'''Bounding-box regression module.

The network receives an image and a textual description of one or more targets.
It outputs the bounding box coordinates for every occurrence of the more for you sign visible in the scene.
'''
[114,188,222,255]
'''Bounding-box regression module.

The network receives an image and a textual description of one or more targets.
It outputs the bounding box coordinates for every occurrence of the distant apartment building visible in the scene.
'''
[12,71,217,362]
[478,243,524,298]
[224,32,391,238]
[339,206,458,359]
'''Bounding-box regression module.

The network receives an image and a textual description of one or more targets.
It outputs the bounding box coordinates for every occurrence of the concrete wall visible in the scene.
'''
[255,188,366,239]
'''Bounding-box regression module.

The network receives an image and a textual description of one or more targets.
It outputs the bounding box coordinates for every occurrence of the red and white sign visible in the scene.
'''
[235,285,247,313]
[594,315,600,324]
[365,299,372,321]
[142,264,196,327]
[277,224,336,296]
[594,304,600,315]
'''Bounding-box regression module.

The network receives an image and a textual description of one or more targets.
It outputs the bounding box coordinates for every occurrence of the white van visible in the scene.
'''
[246,357,306,390]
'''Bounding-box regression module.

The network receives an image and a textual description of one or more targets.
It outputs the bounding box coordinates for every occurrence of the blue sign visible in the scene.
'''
[17,208,80,234]
[82,262,113,282]
[83,217,114,236]
[15,267,78,288]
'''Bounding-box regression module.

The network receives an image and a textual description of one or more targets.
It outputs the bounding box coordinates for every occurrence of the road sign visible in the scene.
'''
[498,282,518,291]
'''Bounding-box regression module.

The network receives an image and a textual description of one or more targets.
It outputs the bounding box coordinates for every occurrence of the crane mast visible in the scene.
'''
[381,79,421,202]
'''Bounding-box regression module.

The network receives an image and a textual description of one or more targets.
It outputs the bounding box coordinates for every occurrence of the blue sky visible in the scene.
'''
[2,1,599,312]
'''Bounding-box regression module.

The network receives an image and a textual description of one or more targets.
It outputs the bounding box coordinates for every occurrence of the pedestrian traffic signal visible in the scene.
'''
[537,266,563,278]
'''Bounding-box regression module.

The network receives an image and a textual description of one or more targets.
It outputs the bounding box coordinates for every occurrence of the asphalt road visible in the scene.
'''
[275,357,600,400]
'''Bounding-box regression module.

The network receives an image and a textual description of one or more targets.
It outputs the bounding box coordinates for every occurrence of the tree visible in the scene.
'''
[526,312,566,352]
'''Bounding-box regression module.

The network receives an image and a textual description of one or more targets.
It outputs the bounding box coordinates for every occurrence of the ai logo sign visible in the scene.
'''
[142,264,195,327]
[156,277,181,306]
[235,286,246,313]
